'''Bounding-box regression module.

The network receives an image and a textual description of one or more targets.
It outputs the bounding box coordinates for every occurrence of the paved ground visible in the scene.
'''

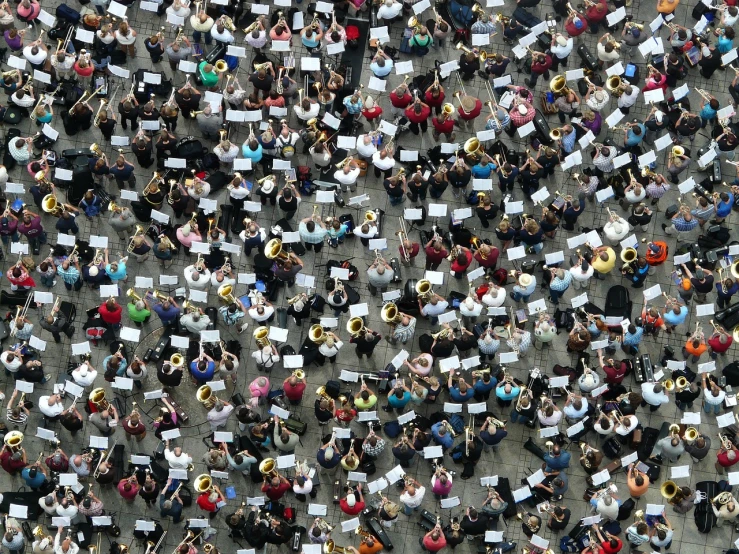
[3,0,739,554]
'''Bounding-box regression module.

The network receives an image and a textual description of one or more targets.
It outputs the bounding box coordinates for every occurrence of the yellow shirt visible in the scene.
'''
[592,249,616,274]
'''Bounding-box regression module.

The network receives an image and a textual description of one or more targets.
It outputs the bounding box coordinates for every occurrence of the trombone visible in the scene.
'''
[69,85,105,112]
[396,217,410,263]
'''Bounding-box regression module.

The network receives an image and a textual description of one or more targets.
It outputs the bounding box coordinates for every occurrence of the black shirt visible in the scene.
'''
[429,175,448,193]
[448,169,471,188]
[279,197,298,212]
[384,180,404,198]
[691,276,714,294]
[249,74,274,91]
[118,102,138,119]
[454,333,477,352]
[476,205,499,221]
[350,332,381,352]
[519,228,544,245]
[392,445,416,461]
[460,514,489,536]
[139,108,160,121]
[430,339,455,358]
[157,366,183,387]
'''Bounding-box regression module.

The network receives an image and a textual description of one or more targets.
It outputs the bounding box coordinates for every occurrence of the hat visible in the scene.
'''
[702,45,711,57]
[631,27,640,38]
[517,105,528,115]
[346,494,356,507]
[461,96,476,112]
[364,96,376,109]
[556,35,567,46]
[261,179,275,194]
[89,266,98,276]
[695,269,705,279]
[181,224,191,236]
[655,110,664,123]
[648,243,660,253]
[518,273,533,287]
[594,91,605,102]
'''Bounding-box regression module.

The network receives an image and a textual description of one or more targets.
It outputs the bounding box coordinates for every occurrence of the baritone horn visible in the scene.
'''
[196,385,217,409]
[253,326,271,348]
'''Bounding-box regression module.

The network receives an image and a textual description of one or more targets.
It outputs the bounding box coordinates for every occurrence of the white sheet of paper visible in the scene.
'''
[717,412,736,428]
[395,61,414,75]
[440,497,461,509]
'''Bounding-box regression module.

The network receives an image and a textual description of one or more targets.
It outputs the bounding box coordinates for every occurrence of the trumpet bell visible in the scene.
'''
[194,474,213,493]
[416,279,433,299]
[684,427,699,443]
[293,369,305,380]
[549,129,562,141]
[214,60,228,73]
[170,353,184,368]
[381,302,402,324]
[442,103,454,115]
[606,75,622,94]
[253,326,271,348]
[672,146,685,157]
[217,283,236,304]
[364,210,377,223]
[675,376,688,390]
[196,385,216,409]
[464,137,483,156]
[660,480,678,500]
[42,194,60,215]
[663,379,675,392]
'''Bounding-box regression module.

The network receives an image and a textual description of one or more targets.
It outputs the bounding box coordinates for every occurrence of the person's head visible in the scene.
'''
[634,474,644,486]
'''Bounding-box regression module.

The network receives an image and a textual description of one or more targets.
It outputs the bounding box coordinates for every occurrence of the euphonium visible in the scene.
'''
[684,427,699,443]
[4,431,23,452]
[416,279,433,300]
[126,288,142,303]
[381,302,403,325]
[194,474,213,493]
[264,238,289,262]
[196,385,217,409]
[253,326,271,348]
[309,324,328,344]
[259,458,278,477]
[347,317,366,338]
[217,283,236,304]
[549,75,569,96]
[660,480,678,500]
[89,388,110,411]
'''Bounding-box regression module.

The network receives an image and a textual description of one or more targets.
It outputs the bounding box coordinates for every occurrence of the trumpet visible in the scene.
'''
[720,433,734,450]
[696,88,713,102]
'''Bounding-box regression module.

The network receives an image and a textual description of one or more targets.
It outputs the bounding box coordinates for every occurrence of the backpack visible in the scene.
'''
[86,326,108,340]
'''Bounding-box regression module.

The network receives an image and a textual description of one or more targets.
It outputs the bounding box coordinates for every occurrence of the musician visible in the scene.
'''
[196,483,225,518]
[160,480,184,523]
[712,497,739,526]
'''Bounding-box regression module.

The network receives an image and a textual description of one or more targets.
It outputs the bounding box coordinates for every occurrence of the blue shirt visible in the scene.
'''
[626,124,646,146]
[480,428,507,446]
[561,129,577,153]
[471,164,494,178]
[317,448,341,468]
[190,360,215,381]
[21,467,46,488]
[623,327,644,346]
[105,262,127,281]
[700,104,718,120]
[717,194,734,217]
[103,354,128,377]
[718,35,733,53]
[496,384,520,401]
[109,163,135,180]
[543,451,571,470]
[388,390,411,408]
[153,303,180,324]
[301,34,320,48]
[718,281,739,298]
[430,422,454,449]
[449,387,476,403]
[242,143,263,163]
[473,378,497,393]
[159,492,183,522]
[370,60,393,77]
[663,306,688,326]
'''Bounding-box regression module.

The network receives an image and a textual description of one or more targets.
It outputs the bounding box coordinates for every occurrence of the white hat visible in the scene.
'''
[181,224,191,236]
[517,105,528,115]
[364,95,376,109]
[89,266,98,276]
[261,179,275,194]
[518,273,533,287]
[346,493,356,507]
[594,91,605,102]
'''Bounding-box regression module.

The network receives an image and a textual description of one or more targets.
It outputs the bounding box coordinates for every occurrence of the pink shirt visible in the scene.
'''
[431,475,453,496]
[249,377,270,397]
[175,228,202,248]
[117,480,140,500]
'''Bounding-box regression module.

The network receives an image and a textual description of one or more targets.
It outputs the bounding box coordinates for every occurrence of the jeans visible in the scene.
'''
[64,278,83,291]
[389,194,405,206]
[511,291,531,302]
[704,402,721,414]
[549,288,566,303]
[192,30,212,44]
[40,274,55,287]
[528,242,544,253]
[402,504,419,515]
[510,409,531,425]
[305,242,323,253]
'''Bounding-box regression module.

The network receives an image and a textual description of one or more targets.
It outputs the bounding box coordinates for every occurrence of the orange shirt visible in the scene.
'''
[359,541,384,554]
[685,341,707,356]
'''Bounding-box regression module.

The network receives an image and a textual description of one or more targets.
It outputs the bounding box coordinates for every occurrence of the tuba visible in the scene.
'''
[194,474,213,493]
[217,283,236,304]
[549,75,570,96]
[660,480,678,500]
[196,385,217,409]
[259,458,278,478]
[253,326,271,348]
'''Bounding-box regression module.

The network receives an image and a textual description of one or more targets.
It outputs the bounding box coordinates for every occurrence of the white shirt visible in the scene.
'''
[251,349,279,367]
[356,135,377,158]
[372,152,396,170]
[23,46,47,65]
[294,103,320,121]
[164,448,192,469]
[595,498,619,520]
[229,183,250,200]
[207,404,234,427]
[115,30,136,45]
[211,27,234,43]
[319,340,343,357]
[334,168,360,185]
[704,387,726,406]
[641,383,669,406]
[39,397,63,417]
[400,486,426,508]
[482,287,506,307]
[184,266,211,290]
[596,42,620,62]
[353,225,378,239]
[550,38,574,59]
[570,265,594,282]
[211,273,236,288]
[1,352,22,372]
[72,366,97,387]
[615,415,638,436]
[126,365,148,381]
[56,505,78,518]
[459,301,483,317]
[53,535,79,554]
[618,87,640,109]
[38,498,58,516]
[248,305,275,322]
[377,2,402,19]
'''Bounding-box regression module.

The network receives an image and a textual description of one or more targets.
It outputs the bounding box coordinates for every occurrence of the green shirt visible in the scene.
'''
[354,394,378,410]
[409,34,432,48]
[199,61,219,87]
[128,303,151,323]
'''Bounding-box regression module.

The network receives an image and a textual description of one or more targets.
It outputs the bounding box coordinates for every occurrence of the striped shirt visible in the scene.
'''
[478,338,500,355]
[593,149,616,173]
[549,271,572,291]
[57,265,80,285]
[471,20,497,34]
[646,182,670,199]
[508,331,531,353]
[691,204,715,221]
[561,129,577,153]
[623,327,643,346]
[670,215,699,232]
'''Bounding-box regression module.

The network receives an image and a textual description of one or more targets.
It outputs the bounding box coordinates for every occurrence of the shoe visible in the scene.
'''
[661,224,667,231]
[382,405,392,412]
[52,280,57,286]
[42,374,51,383]
[524,79,533,88]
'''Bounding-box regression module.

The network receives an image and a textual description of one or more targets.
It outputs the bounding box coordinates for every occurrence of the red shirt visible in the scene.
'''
[425,89,445,107]
[603,362,627,384]
[423,534,447,553]
[196,493,219,512]
[432,116,454,134]
[99,303,122,325]
[335,408,357,422]
[390,91,413,108]
[261,481,291,501]
[457,98,482,121]
[601,538,622,554]
[117,480,140,500]
[283,381,306,401]
[717,450,739,467]
[405,104,431,124]
[400,242,420,259]
[709,335,733,354]
[0,451,25,473]
[474,247,499,268]
[339,498,365,515]
[425,245,448,263]
[450,249,473,273]
[531,55,553,75]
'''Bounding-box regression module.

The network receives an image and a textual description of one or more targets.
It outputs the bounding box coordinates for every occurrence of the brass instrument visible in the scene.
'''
[396,217,410,263]
[549,75,570,96]
[347,317,366,338]
[259,458,278,478]
[323,540,348,554]
[720,433,734,450]
[194,474,213,494]
[620,247,637,273]
[253,326,271,348]
[196,385,217,409]
[264,238,289,263]
[713,491,734,505]
[29,94,46,122]
[89,388,110,411]
[3,431,23,452]
[69,85,105,112]
[309,324,328,345]
[217,283,236,305]
[142,172,163,196]
[684,427,699,443]
[381,302,403,325]
[127,225,146,254]
[416,279,434,301]
[661,480,678,500]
